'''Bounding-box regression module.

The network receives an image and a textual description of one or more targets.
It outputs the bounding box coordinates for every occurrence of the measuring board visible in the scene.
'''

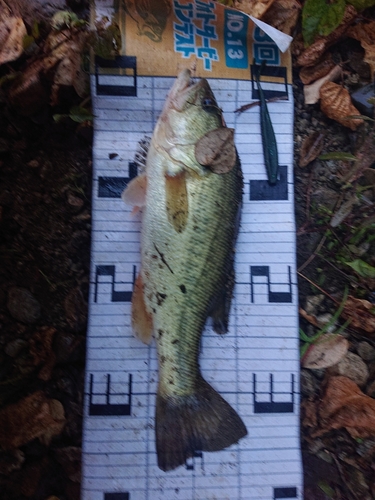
[82,1,303,499]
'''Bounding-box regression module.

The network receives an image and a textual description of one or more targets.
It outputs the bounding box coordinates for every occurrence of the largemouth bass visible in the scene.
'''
[123,69,246,471]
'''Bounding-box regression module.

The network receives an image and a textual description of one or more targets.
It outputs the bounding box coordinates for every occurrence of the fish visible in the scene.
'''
[123,69,246,471]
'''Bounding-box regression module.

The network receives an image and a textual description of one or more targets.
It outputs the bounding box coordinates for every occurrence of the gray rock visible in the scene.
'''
[357,341,375,361]
[7,287,41,323]
[329,352,369,387]
[5,338,28,357]
[305,294,325,315]
[301,369,317,397]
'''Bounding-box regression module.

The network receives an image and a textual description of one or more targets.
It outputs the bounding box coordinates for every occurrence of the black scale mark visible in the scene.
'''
[89,373,132,416]
[185,450,203,471]
[274,486,298,499]
[249,165,288,201]
[104,493,129,500]
[250,266,292,303]
[95,55,137,96]
[98,161,137,198]
[94,265,136,303]
[250,63,288,101]
[253,373,294,414]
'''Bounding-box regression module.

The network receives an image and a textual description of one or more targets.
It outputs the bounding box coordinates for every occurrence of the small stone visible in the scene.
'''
[366,380,375,398]
[67,192,84,209]
[357,341,375,361]
[315,313,336,332]
[301,369,318,397]
[5,338,27,357]
[0,449,25,475]
[329,352,369,387]
[305,294,325,315]
[7,287,41,323]
[64,286,87,332]
[0,138,9,153]
[27,159,39,168]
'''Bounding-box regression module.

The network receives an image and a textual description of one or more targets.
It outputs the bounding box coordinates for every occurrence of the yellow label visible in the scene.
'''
[116,0,292,83]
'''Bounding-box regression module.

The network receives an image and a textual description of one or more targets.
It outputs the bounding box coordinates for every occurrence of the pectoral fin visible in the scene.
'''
[121,173,147,208]
[132,273,153,344]
[195,127,236,174]
[165,172,188,233]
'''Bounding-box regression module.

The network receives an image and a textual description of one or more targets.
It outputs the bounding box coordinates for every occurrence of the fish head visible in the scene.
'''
[154,70,224,170]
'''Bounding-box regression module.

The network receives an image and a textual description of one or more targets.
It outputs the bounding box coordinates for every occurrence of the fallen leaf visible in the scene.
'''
[342,295,375,334]
[320,81,364,130]
[330,196,357,227]
[195,128,236,173]
[260,0,301,35]
[299,53,336,85]
[302,334,349,369]
[297,5,357,67]
[0,391,66,450]
[0,14,27,65]
[319,152,358,161]
[303,64,341,105]
[318,376,375,438]
[345,259,375,279]
[299,131,325,167]
[29,326,56,381]
[302,0,346,46]
[299,307,320,327]
[232,0,275,18]
[348,21,375,75]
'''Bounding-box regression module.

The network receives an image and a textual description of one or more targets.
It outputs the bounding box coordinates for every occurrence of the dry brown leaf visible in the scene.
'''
[348,21,375,76]
[233,0,275,18]
[342,295,375,334]
[299,53,336,85]
[297,5,357,67]
[260,0,301,35]
[0,15,27,65]
[195,127,236,173]
[0,391,66,450]
[320,81,364,130]
[302,334,349,369]
[303,64,341,105]
[299,131,325,167]
[299,307,320,327]
[318,376,375,438]
[43,29,88,105]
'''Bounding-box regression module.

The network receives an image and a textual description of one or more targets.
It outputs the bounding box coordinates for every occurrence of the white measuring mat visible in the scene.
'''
[82,1,303,499]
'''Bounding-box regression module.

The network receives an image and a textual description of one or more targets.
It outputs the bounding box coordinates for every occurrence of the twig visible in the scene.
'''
[234,95,288,114]
[297,271,339,304]
[297,233,327,273]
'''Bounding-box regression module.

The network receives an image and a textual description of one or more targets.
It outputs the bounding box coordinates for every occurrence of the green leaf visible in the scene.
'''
[32,20,40,40]
[302,0,346,46]
[318,480,335,498]
[346,259,375,278]
[319,152,358,161]
[22,34,35,50]
[68,106,94,123]
[347,0,375,9]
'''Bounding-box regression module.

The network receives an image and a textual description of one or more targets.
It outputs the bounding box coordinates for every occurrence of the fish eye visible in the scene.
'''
[202,96,220,114]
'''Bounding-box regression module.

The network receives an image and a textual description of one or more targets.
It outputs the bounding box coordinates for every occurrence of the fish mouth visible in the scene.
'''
[169,69,206,111]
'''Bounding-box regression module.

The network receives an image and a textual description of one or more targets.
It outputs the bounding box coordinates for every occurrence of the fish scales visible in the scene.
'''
[123,69,246,471]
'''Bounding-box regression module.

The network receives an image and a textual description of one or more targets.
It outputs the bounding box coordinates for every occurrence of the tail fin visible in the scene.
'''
[155,376,247,471]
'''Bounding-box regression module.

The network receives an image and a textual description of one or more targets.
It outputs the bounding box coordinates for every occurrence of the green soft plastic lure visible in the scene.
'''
[254,62,279,185]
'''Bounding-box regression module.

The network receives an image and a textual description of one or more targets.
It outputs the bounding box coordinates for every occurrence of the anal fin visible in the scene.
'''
[132,273,153,344]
